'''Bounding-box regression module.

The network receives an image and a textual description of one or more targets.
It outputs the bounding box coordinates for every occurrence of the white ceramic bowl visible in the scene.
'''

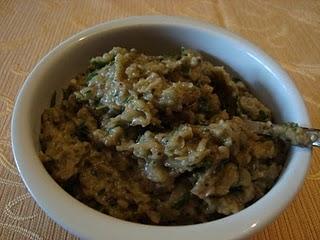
[11,16,311,240]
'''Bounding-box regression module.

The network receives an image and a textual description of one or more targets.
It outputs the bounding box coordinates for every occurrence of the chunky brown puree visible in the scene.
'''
[39,47,287,225]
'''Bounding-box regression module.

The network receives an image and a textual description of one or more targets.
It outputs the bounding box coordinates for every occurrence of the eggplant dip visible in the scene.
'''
[39,47,289,225]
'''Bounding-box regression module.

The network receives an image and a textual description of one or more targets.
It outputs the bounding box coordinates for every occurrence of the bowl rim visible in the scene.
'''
[11,15,311,240]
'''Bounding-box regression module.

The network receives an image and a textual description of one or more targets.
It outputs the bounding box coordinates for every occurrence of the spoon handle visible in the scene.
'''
[302,127,320,147]
[247,120,319,147]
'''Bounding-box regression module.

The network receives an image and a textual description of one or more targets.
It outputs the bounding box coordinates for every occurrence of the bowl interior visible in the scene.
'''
[12,17,311,240]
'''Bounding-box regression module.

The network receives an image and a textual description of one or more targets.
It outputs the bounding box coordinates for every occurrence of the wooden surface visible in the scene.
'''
[1,0,320,239]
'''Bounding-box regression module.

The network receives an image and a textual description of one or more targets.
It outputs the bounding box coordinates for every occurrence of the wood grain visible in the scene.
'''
[0,0,319,239]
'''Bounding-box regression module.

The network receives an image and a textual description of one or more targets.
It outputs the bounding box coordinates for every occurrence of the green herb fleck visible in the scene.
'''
[124,96,133,104]
[74,87,93,101]
[50,91,57,107]
[198,97,210,113]
[62,88,72,100]
[172,193,190,209]
[232,77,241,83]
[95,104,108,110]
[90,58,108,69]
[75,123,89,141]
[86,71,98,82]
[258,110,269,121]
[201,158,213,169]
[180,46,187,56]
[181,64,190,75]
[97,189,105,196]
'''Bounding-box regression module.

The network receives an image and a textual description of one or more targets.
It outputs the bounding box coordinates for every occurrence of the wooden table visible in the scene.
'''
[1,1,319,239]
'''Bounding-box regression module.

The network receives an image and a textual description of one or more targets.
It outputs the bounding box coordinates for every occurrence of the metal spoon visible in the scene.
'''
[245,120,320,147]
